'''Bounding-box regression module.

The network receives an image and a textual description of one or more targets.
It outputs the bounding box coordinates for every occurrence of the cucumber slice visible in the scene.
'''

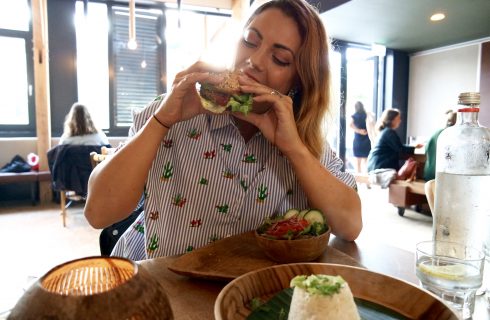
[304,209,325,225]
[283,208,300,219]
[298,209,309,219]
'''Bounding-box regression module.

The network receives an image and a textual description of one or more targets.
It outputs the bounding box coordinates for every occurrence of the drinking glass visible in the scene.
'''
[415,240,485,319]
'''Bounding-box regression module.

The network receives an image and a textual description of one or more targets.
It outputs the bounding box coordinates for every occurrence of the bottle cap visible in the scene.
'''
[458,92,480,106]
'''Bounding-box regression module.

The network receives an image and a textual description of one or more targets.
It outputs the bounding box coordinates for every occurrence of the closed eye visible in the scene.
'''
[273,56,290,67]
[242,38,257,48]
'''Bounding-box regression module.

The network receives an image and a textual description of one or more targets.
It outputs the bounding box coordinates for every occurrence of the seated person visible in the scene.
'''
[84,0,362,260]
[423,110,456,181]
[367,108,421,172]
[59,103,109,146]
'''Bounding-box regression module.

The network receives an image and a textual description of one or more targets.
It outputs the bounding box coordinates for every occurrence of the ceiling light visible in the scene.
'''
[430,13,445,21]
[128,0,137,50]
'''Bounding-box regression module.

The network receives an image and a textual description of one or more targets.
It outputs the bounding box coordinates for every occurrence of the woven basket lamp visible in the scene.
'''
[8,257,173,320]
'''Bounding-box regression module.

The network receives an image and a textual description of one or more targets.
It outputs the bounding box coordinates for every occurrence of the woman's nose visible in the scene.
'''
[247,49,267,72]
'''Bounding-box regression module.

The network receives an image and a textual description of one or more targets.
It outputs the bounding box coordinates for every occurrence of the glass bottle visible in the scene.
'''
[433,92,490,253]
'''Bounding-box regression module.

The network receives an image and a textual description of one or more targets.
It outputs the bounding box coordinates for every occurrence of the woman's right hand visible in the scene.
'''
[154,61,225,126]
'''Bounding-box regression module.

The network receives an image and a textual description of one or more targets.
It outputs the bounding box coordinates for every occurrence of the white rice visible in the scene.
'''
[288,281,360,320]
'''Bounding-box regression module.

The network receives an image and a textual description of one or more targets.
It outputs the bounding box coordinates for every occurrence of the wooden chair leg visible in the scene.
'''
[60,191,67,227]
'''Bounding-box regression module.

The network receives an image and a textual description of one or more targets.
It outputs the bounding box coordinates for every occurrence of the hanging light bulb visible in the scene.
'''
[141,60,147,68]
[128,0,137,50]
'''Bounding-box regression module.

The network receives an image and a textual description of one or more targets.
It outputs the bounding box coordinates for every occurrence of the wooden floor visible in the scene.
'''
[0,185,433,316]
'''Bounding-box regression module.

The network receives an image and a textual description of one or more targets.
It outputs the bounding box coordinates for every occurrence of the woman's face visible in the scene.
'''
[392,114,401,129]
[234,8,301,111]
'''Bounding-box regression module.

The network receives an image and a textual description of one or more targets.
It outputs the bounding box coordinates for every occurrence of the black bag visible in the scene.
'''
[0,155,31,173]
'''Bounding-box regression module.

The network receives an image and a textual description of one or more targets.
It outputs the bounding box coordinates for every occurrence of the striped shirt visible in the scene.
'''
[111,95,356,260]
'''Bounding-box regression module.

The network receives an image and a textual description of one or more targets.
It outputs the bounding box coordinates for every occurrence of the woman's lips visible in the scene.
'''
[239,69,259,83]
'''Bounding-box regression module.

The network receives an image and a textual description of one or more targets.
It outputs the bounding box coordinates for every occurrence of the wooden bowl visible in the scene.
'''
[214,263,458,320]
[8,256,173,320]
[254,227,331,263]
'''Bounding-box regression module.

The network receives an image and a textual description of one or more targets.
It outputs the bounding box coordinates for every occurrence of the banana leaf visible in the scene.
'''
[247,288,409,320]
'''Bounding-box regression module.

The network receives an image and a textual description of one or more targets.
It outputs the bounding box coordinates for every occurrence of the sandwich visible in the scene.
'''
[198,71,253,115]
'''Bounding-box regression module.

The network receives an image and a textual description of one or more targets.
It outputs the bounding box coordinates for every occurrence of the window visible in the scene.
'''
[0,0,34,136]
[76,2,231,136]
[111,5,164,127]
[75,2,164,134]
[165,8,232,92]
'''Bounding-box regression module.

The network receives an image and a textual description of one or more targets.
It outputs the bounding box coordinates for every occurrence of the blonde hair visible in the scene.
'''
[63,103,98,137]
[246,0,331,158]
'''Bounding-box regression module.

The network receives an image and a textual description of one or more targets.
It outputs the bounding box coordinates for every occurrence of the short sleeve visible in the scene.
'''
[320,142,357,190]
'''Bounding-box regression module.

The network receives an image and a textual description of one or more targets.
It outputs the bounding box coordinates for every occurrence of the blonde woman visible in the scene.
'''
[85,0,362,260]
[59,103,109,146]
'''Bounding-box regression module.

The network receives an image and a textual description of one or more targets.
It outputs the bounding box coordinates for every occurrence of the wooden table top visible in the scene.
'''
[140,235,489,319]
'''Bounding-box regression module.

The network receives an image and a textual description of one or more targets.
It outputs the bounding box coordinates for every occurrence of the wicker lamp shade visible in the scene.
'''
[8,257,173,320]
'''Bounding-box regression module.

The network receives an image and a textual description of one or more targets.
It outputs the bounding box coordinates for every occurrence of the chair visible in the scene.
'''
[47,144,109,227]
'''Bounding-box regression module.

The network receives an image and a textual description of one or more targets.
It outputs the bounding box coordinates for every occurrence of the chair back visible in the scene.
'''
[47,144,109,195]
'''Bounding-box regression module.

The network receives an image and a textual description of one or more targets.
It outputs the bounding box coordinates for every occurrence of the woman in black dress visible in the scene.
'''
[350,101,371,173]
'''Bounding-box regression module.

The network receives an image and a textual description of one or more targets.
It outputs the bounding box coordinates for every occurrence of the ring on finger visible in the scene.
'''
[270,90,282,98]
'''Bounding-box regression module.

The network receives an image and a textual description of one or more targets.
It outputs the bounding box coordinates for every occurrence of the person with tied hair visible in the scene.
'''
[59,103,109,146]
[349,101,371,173]
[423,109,457,181]
[367,108,421,172]
[85,0,362,260]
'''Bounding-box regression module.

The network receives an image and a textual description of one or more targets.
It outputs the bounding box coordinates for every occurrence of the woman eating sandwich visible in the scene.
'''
[84,0,362,259]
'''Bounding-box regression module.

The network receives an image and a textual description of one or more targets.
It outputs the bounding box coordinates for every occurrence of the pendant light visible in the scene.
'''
[128,0,137,50]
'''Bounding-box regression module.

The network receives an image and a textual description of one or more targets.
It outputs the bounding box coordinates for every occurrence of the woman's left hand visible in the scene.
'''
[233,76,303,155]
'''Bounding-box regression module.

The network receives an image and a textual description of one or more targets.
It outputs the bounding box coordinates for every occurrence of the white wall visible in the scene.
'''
[407,43,480,142]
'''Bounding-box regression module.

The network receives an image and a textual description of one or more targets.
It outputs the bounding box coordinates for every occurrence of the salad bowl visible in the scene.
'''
[255,227,331,263]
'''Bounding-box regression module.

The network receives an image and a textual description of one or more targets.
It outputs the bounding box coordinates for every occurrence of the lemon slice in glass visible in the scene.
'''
[418,263,468,280]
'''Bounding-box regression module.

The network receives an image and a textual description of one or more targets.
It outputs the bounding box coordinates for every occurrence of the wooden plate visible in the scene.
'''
[214,263,458,320]
[167,232,361,281]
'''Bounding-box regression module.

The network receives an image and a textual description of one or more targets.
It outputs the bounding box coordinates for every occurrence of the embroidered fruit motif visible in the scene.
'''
[216,204,229,214]
[199,177,208,185]
[148,234,159,252]
[172,194,187,207]
[160,161,173,181]
[242,153,257,163]
[222,169,234,179]
[162,139,173,148]
[257,184,268,202]
[240,179,248,191]
[204,150,216,159]
[149,211,159,220]
[221,143,232,152]
[133,221,144,234]
[186,245,194,252]
[187,128,201,139]
[209,234,220,242]
[153,95,163,101]
[190,219,202,227]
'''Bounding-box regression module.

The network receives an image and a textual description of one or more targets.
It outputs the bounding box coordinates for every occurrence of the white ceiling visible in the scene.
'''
[320,0,490,53]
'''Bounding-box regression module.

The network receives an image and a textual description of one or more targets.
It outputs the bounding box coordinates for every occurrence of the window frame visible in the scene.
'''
[0,9,35,137]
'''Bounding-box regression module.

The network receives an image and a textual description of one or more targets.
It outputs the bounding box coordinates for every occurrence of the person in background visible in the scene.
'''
[367,108,422,172]
[423,109,457,181]
[84,0,362,260]
[349,101,371,173]
[59,103,109,146]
